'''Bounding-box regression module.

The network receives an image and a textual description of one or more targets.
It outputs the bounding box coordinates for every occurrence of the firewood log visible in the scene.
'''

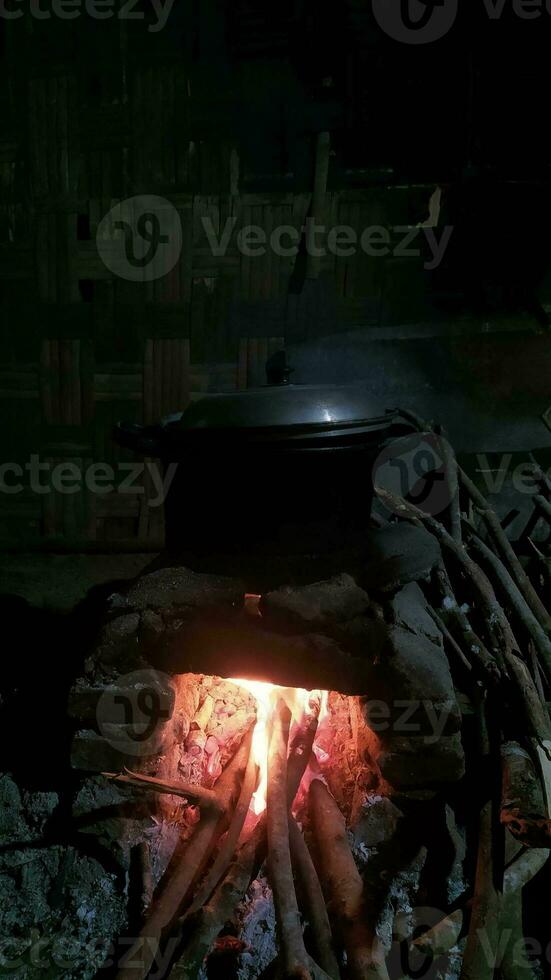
[267,699,313,979]
[114,729,252,980]
[501,741,551,848]
[185,739,259,917]
[102,767,220,810]
[468,531,551,683]
[168,705,322,978]
[458,467,551,638]
[431,562,500,682]
[289,817,340,980]
[309,779,390,980]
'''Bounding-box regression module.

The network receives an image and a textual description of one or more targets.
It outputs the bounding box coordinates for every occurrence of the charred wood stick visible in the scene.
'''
[504,653,551,749]
[375,485,518,665]
[289,817,340,980]
[436,423,462,545]
[128,842,154,935]
[396,408,462,542]
[518,504,543,550]
[431,563,500,682]
[168,707,321,980]
[499,892,534,979]
[411,845,549,961]
[504,844,549,891]
[169,817,268,980]
[185,744,259,918]
[114,729,252,980]
[485,507,551,636]
[310,779,390,980]
[410,908,464,960]
[530,641,547,702]
[395,409,470,523]
[501,741,551,849]
[459,468,551,637]
[456,532,551,746]
[376,487,551,744]
[535,493,551,523]
[527,538,551,588]
[497,825,539,980]
[138,841,153,919]
[397,410,549,632]
[267,699,313,979]
[459,694,502,980]
[501,508,521,532]
[102,768,222,812]
[468,530,551,682]
[427,605,473,675]
[190,696,322,921]
[455,465,491,512]
[533,736,551,828]
[287,706,321,807]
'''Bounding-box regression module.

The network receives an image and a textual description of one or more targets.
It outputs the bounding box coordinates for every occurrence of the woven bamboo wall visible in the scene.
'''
[0,39,434,547]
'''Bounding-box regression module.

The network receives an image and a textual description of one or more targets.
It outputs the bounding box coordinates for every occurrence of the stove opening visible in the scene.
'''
[96,671,384,980]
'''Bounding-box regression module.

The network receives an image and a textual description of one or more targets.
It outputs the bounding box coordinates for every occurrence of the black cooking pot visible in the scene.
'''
[115,384,401,560]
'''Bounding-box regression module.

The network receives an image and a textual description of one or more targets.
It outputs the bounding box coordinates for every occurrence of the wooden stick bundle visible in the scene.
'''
[168,702,323,979]
[375,486,551,747]
[467,530,551,681]
[458,467,551,637]
[398,406,551,645]
[113,729,253,980]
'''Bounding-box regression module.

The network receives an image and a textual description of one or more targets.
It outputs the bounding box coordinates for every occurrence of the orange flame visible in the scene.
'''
[229,678,329,814]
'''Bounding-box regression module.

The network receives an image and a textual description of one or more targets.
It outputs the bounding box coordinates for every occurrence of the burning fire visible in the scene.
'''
[229,678,329,814]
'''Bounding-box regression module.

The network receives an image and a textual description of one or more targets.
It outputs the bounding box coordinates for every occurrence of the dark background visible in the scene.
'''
[0,0,550,549]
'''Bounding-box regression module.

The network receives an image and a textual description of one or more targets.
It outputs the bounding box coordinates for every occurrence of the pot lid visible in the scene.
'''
[165,384,396,432]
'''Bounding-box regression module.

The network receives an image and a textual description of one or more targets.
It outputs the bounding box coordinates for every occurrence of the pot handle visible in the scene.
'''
[113,422,163,456]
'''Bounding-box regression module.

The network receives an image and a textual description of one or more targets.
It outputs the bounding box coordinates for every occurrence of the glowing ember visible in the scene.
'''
[228,678,329,814]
